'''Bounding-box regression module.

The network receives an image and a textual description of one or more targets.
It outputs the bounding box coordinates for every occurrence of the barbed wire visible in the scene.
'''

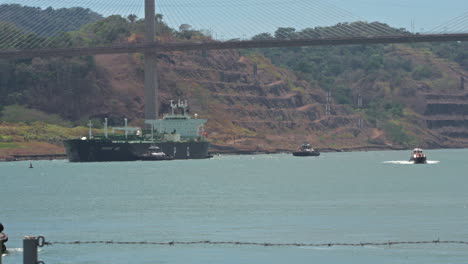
[44,239,468,247]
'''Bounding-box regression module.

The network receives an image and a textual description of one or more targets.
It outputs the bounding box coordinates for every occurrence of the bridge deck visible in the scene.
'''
[0,34,467,59]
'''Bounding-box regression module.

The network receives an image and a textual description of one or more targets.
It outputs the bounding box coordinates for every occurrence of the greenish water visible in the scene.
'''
[1,149,468,264]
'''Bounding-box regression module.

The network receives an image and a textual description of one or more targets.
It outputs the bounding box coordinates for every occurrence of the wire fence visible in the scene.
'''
[44,239,468,247]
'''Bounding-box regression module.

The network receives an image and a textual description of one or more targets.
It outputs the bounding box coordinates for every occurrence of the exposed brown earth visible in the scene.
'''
[3,45,468,159]
[0,141,65,161]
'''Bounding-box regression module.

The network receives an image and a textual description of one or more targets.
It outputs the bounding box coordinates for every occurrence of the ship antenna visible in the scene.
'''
[170,100,176,115]
[183,100,188,116]
[124,118,128,139]
[104,118,108,138]
[88,120,93,139]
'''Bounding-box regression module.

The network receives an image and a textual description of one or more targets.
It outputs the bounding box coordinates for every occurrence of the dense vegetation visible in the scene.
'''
[0,4,102,36]
[422,42,468,70]
[243,24,468,145]
[0,4,221,124]
[0,8,179,122]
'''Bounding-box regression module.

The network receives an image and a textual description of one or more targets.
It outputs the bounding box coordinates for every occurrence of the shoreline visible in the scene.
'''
[2,145,465,162]
[0,154,67,162]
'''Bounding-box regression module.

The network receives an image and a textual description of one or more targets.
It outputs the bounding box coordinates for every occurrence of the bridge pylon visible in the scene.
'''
[144,0,158,120]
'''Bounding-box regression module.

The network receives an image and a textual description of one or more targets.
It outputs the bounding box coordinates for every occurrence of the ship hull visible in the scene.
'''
[292,151,320,157]
[64,139,210,162]
[410,156,427,164]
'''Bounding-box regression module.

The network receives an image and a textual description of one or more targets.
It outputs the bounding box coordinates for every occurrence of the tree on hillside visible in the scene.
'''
[275,27,296,40]
[127,14,137,23]
[179,24,192,32]
[177,24,205,40]
[0,4,102,36]
[155,14,173,37]
[252,33,274,40]
[0,22,44,49]
[155,14,163,23]
[80,15,131,45]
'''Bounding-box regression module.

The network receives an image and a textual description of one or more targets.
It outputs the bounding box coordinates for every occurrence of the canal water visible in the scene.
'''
[1,149,468,264]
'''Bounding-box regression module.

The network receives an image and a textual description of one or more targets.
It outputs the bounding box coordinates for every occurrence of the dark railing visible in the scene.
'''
[44,238,468,247]
[8,235,468,264]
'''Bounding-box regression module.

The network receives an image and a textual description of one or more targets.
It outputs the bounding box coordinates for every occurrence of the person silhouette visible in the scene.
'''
[0,222,8,253]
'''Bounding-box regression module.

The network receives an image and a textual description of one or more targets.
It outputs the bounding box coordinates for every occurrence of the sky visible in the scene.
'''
[331,0,467,32]
[1,0,467,39]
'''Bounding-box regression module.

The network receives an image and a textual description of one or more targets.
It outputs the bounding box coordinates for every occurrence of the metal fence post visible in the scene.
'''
[23,236,45,264]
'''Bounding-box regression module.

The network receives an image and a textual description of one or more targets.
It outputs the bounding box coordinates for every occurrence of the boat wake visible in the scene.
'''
[384,160,440,164]
[2,248,23,256]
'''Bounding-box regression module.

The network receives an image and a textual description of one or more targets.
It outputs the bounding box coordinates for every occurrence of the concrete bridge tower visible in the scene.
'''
[144,0,158,120]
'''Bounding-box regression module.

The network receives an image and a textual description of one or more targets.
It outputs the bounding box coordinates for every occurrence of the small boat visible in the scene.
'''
[0,223,8,254]
[292,143,320,157]
[409,148,427,164]
[138,145,173,161]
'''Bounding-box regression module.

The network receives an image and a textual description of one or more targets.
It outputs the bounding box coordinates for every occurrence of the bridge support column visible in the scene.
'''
[144,52,158,119]
[144,0,158,119]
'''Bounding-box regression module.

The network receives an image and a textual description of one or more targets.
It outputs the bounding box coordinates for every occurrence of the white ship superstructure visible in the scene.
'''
[144,99,207,141]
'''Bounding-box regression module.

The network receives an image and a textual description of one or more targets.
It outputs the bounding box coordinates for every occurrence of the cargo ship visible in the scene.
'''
[64,100,210,162]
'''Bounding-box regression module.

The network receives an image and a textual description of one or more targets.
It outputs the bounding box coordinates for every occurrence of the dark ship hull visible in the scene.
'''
[292,151,320,157]
[138,154,174,161]
[410,156,427,164]
[64,139,210,162]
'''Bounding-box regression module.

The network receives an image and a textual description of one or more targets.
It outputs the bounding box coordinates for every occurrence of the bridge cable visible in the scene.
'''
[309,0,400,36]
[14,0,106,48]
[1,0,96,49]
[429,11,468,33]
[25,2,95,48]
[22,0,140,49]
[0,0,53,47]
[162,0,264,40]
[54,0,142,49]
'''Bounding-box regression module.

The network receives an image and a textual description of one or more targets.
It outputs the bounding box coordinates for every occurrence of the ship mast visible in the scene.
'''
[87,121,93,139]
[179,99,188,116]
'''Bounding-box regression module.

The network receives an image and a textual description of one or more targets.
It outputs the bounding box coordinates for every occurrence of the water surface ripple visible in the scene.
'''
[1,149,467,264]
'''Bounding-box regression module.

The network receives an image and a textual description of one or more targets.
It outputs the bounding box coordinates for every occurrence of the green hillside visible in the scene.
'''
[1,7,468,156]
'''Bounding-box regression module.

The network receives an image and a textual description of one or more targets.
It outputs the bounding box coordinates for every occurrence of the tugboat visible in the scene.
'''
[138,145,173,161]
[409,148,427,164]
[292,143,320,157]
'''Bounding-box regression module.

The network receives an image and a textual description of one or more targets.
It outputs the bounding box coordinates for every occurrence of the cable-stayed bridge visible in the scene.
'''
[1,0,467,58]
[1,0,467,118]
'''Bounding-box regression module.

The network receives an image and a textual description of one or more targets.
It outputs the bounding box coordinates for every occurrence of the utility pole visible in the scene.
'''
[253,63,258,81]
[144,0,158,120]
[326,91,332,116]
